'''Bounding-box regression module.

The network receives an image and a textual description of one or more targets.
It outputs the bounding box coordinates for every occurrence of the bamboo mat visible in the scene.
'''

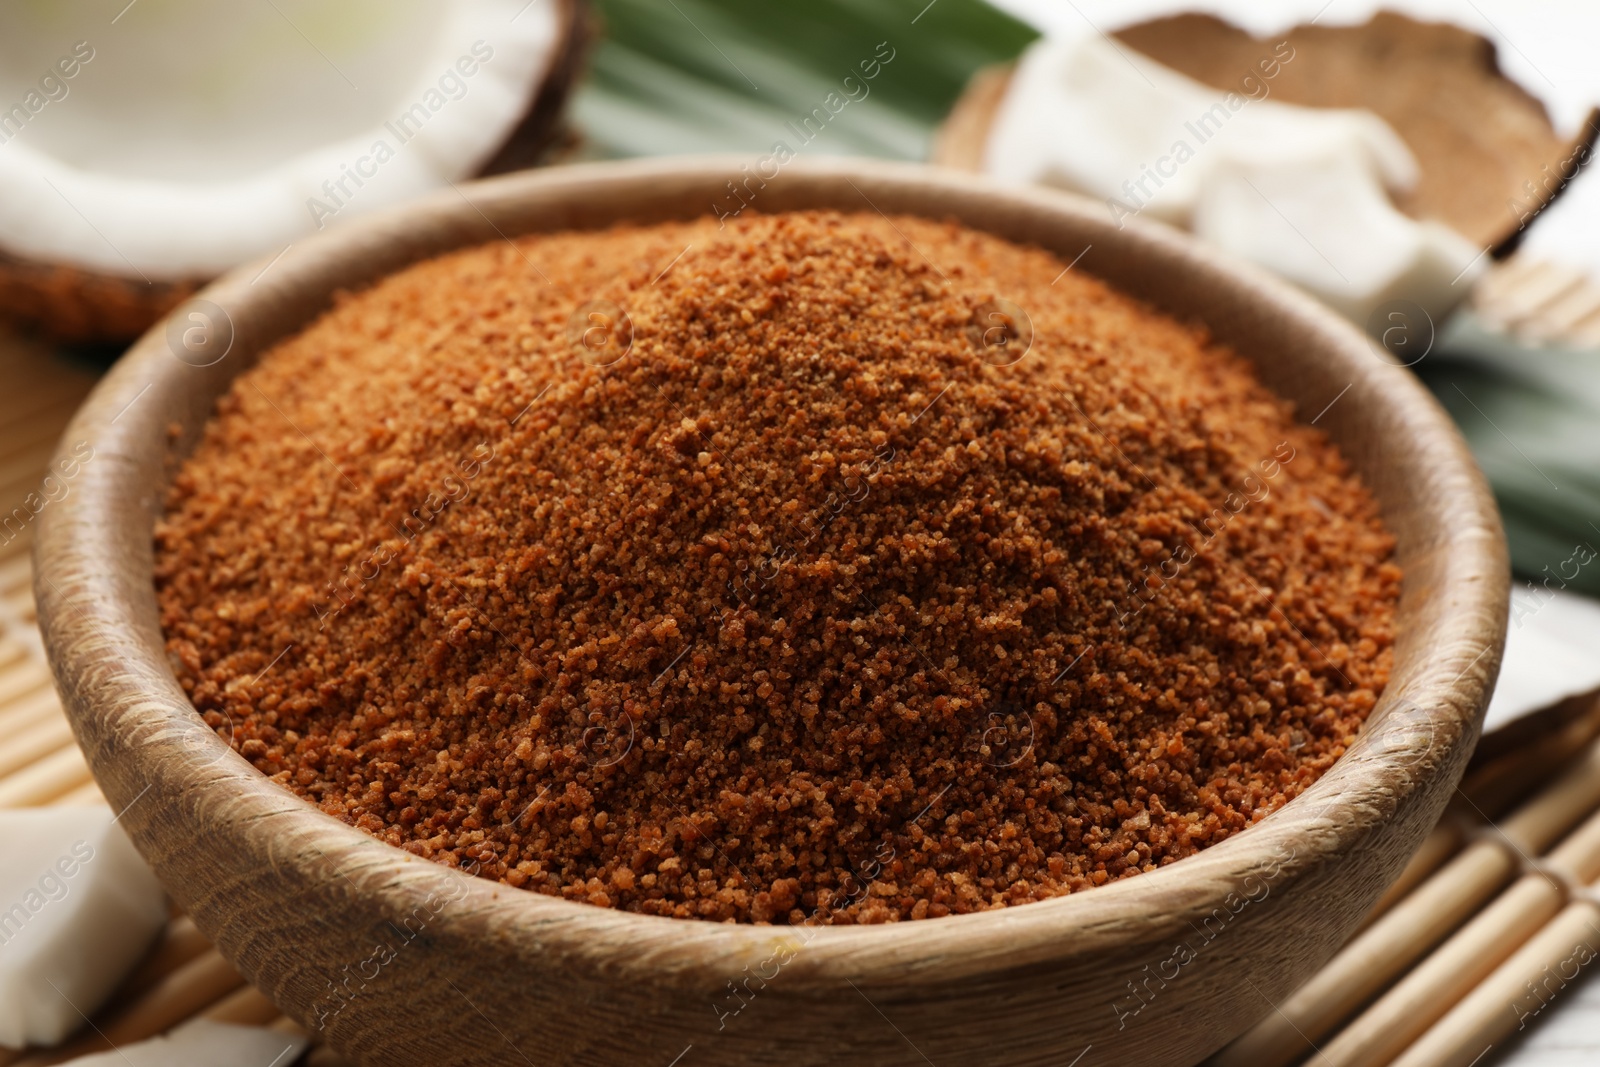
[1474,259,1600,350]
[0,334,347,1067]
[2,325,1599,1067]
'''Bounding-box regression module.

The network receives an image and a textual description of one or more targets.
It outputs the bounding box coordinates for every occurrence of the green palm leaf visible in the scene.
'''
[572,0,1037,160]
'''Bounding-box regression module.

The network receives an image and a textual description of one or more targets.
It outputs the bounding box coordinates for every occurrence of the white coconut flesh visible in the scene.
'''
[982,33,1487,328]
[0,806,167,1049]
[0,0,562,280]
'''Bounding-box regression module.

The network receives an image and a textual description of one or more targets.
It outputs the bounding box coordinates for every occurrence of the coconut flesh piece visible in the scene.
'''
[0,0,561,280]
[981,33,1486,327]
[1193,149,1484,326]
[0,806,168,1049]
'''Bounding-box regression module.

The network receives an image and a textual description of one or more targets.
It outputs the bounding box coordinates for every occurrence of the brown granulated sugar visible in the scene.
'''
[155,210,1399,925]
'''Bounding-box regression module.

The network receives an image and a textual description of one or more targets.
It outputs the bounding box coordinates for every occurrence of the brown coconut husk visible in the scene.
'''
[0,251,198,346]
[933,11,1597,256]
[0,0,592,345]
[479,0,594,177]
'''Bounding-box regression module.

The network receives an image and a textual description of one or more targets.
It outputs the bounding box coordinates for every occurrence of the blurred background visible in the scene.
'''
[2,1,1599,1064]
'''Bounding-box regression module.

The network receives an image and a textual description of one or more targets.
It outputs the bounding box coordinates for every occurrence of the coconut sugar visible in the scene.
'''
[155,211,1399,924]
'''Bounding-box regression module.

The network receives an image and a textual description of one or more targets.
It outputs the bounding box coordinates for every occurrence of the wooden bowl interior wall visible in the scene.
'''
[32,157,1508,1067]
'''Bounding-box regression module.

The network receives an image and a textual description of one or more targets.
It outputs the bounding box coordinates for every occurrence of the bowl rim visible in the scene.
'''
[34,154,1507,991]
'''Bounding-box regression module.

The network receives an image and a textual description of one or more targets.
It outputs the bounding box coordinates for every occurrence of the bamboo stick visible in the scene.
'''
[0,601,42,666]
[1390,900,1600,1067]
[0,686,62,738]
[0,533,26,567]
[6,590,34,628]
[1212,735,1600,1067]
[94,951,243,1045]
[51,779,104,806]
[0,545,34,592]
[0,716,72,780]
[0,744,90,807]
[0,634,27,670]
[1477,260,1589,328]
[111,917,211,1001]
[0,659,48,708]
[199,986,281,1027]
[0,671,49,723]
[1318,804,1600,1065]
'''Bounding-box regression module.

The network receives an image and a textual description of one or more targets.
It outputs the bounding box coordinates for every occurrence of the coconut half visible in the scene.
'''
[1114,11,1598,255]
[935,11,1597,256]
[0,0,588,342]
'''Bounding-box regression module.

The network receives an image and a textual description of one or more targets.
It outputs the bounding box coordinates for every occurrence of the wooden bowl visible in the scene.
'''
[33,157,1508,1067]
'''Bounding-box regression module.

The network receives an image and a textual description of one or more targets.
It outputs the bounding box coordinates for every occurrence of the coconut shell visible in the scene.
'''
[0,250,198,346]
[479,0,594,177]
[1117,11,1597,253]
[933,11,1597,256]
[0,0,592,345]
